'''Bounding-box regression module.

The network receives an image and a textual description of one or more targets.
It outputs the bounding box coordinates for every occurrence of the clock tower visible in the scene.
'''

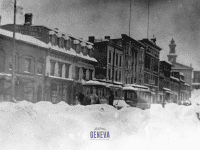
[167,38,177,64]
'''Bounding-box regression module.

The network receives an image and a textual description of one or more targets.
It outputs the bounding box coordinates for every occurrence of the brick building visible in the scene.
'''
[158,61,172,103]
[0,28,47,102]
[121,34,145,85]
[0,13,97,104]
[139,37,162,103]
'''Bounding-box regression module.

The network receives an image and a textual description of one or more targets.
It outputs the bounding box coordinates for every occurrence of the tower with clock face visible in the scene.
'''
[167,38,177,64]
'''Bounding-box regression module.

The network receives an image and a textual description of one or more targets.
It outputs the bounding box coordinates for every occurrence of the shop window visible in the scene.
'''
[50,60,56,76]
[38,60,44,75]
[24,58,31,73]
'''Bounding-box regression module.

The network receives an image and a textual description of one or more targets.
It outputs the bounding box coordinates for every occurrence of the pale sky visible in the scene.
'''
[1,0,200,70]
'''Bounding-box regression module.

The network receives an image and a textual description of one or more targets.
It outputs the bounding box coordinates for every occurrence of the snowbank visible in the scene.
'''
[0,100,199,150]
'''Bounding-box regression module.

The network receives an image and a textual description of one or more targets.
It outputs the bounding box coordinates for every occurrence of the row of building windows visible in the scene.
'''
[108,51,122,67]
[144,73,158,86]
[50,60,70,78]
[49,35,93,57]
[145,54,159,72]
[107,67,122,82]
[9,55,44,75]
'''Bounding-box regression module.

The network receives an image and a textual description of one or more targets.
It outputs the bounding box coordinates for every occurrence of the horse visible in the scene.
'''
[75,92,100,106]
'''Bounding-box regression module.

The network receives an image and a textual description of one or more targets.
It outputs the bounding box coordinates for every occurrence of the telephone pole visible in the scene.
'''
[11,0,17,102]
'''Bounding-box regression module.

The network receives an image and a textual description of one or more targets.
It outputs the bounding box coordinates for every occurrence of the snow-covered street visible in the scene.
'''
[0,97,199,150]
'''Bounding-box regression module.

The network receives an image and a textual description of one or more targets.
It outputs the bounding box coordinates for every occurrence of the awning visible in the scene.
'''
[163,87,171,92]
[83,80,106,86]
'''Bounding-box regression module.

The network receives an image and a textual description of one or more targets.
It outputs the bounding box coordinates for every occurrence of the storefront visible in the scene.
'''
[45,77,73,104]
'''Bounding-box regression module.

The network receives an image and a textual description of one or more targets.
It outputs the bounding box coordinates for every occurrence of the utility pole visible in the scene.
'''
[11,0,17,102]
[128,0,132,37]
[147,0,150,39]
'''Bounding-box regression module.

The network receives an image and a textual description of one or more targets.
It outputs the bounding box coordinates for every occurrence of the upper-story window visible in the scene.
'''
[8,55,12,70]
[108,51,112,64]
[52,35,56,45]
[57,37,60,47]
[24,58,31,73]
[119,55,122,67]
[38,60,44,75]
[116,53,118,66]
[50,60,56,76]
[58,63,63,77]
[65,63,70,78]
[60,37,64,48]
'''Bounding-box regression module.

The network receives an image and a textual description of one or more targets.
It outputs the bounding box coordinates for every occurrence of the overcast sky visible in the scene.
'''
[1,0,200,70]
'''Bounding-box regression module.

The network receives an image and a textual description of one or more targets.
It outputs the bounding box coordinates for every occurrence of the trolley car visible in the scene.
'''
[113,84,152,110]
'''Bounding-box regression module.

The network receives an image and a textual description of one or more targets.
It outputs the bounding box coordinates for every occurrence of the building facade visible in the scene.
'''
[139,38,162,103]
[192,71,200,90]
[158,61,172,104]
[167,38,193,99]
[0,28,47,102]
[0,14,97,104]
[121,34,145,85]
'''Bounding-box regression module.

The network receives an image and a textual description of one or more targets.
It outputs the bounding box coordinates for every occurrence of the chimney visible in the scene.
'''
[88,36,95,43]
[24,13,33,25]
[105,36,110,41]
[151,35,156,44]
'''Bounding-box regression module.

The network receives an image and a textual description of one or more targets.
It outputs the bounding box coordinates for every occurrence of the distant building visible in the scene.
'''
[192,71,200,90]
[139,37,162,103]
[121,34,145,85]
[159,61,172,104]
[167,38,193,99]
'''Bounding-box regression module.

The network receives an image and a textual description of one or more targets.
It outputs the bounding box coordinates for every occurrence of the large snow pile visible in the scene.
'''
[191,89,200,105]
[0,101,199,150]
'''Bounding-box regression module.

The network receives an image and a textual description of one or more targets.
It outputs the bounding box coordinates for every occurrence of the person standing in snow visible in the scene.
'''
[108,90,114,106]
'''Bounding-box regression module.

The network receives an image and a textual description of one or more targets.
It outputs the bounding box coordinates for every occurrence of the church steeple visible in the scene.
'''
[167,38,177,64]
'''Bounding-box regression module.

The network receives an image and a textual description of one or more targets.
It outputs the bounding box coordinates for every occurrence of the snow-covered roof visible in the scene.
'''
[124,84,149,90]
[170,76,179,81]
[83,80,106,86]
[192,83,200,85]
[163,87,171,91]
[0,28,97,62]
[0,28,47,49]
[47,43,97,62]
[184,83,190,86]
